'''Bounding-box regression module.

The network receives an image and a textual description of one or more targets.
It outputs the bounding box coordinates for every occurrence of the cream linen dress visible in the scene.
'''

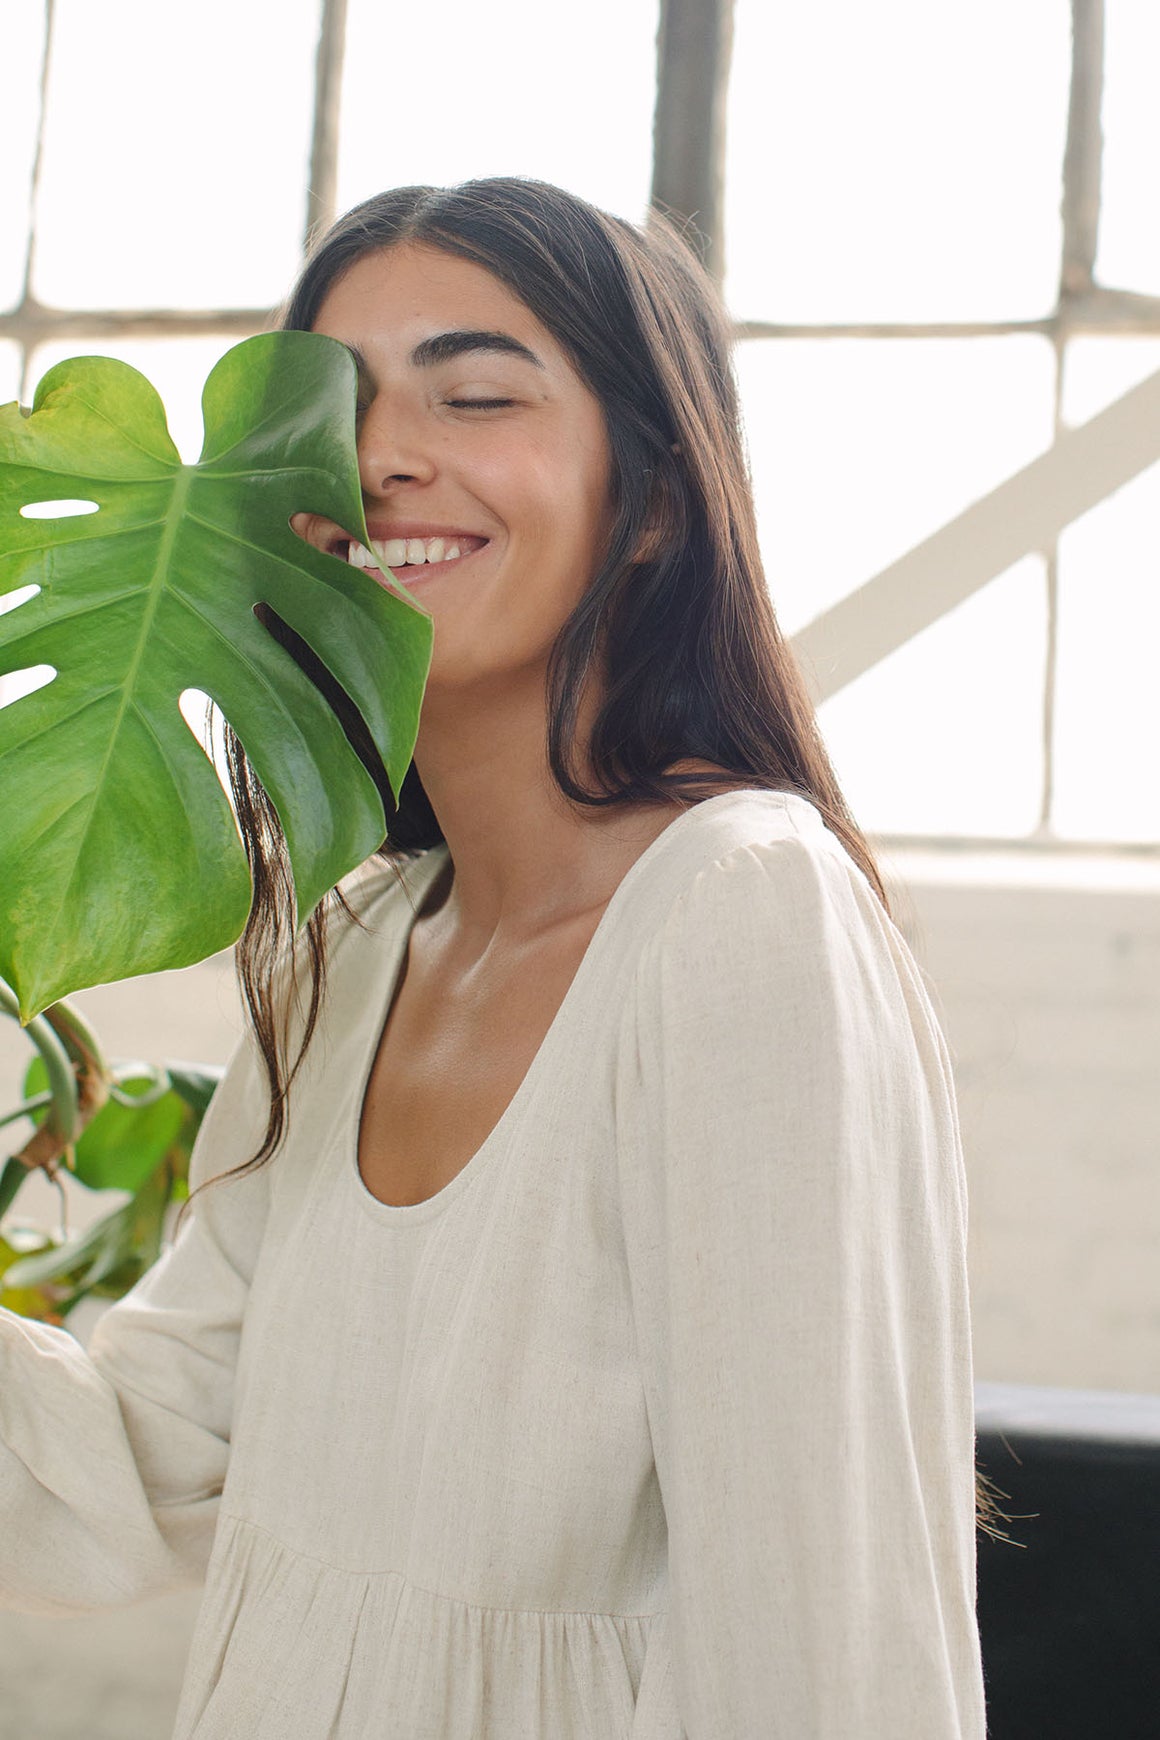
[0,790,986,1738]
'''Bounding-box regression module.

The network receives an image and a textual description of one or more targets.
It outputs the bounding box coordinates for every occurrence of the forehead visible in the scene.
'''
[312,242,563,368]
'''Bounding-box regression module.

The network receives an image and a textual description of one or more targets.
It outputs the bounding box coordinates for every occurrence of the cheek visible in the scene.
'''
[542,459,611,567]
[500,482,596,581]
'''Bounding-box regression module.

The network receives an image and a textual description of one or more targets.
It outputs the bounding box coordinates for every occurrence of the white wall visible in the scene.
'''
[886,848,1160,1395]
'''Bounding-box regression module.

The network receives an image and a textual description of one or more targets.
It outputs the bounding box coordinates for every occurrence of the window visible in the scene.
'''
[725,0,1159,847]
[3,0,1154,846]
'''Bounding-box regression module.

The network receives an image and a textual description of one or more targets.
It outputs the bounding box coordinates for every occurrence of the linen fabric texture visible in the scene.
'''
[0,790,986,1737]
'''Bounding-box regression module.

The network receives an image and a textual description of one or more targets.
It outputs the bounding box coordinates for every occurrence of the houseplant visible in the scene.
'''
[0,334,431,1318]
[0,978,220,1321]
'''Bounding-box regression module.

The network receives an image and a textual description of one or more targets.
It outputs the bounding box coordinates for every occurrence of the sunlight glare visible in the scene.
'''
[0,7,44,309]
[1096,3,1160,296]
[725,0,1069,321]
[338,0,658,223]
[32,0,317,310]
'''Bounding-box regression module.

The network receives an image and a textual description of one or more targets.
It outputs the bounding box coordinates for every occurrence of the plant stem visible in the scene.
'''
[0,1093,54,1131]
[0,981,79,1148]
[43,1000,107,1075]
[42,998,111,1121]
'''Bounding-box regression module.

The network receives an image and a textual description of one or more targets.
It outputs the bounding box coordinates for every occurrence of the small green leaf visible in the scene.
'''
[0,1157,29,1221]
[22,1056,185,1194]
[0,1225,59,1319]
[3,1163,169,1305]
[0,334,432,1019]
[77,1085,185,1194]
[3,1197,135,1292]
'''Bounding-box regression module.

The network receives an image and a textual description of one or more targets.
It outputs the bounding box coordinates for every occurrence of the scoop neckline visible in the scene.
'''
[346,787,811,1224]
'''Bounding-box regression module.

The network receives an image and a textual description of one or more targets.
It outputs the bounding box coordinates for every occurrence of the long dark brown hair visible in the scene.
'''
[220,176,891,1179]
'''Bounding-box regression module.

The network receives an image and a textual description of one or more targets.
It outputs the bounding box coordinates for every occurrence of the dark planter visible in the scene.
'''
[975,1381,1160,1740]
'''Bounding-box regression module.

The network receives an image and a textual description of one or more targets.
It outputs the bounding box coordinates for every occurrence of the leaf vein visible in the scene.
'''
[12,789,95,859]
[42,387,179,469]
[35,472,193,946]
[0,517,168,564]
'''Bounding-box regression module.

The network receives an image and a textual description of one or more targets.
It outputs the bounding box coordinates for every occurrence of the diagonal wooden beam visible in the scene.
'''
[791,366,1160,703]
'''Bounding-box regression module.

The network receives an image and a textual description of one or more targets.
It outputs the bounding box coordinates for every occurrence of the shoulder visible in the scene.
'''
[613,788,920,1048]
[616,788,879,961]
[615,796,958,1158]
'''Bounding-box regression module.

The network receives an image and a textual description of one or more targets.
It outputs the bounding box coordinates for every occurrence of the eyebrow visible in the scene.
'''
[345,329,545,375]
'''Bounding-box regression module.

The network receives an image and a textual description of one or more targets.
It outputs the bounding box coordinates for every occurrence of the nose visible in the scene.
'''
[356,394,437,498]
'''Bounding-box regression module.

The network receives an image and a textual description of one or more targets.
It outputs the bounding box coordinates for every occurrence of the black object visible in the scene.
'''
[974,1381,1160,1740]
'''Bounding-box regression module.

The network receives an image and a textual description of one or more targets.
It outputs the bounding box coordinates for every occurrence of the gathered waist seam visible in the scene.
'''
[214,1510,666,1621]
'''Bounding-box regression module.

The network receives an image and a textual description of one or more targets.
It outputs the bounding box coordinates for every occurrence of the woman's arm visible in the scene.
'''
[0,1030,270,1615]
[614,829,986,1738]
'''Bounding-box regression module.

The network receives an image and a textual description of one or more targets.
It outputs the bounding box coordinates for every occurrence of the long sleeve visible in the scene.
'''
[0,1028,270,1615]
[613,827,986,1737]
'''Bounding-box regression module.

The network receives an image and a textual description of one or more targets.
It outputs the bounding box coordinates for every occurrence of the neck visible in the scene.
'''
[410,672,681,944]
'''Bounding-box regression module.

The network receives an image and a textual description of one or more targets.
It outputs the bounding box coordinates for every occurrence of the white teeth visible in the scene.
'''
[350,535,473,570]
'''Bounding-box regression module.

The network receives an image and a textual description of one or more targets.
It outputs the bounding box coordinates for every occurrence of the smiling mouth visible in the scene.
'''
[339,534,488,578]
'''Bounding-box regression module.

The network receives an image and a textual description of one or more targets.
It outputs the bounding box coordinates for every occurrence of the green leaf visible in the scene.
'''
[2,1162,171,1313]
[0,1157,29,1221]
[0,1224,60,1319]
[2,1162,169,1304]
[74,1081,185,1194]
[0,335,432,1020]
[22,1056,187,1194]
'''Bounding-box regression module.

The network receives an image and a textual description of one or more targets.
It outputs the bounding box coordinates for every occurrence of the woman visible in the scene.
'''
[0,179,986,1736]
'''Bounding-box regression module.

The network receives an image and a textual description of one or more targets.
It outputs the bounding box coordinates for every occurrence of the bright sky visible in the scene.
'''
[1,0,1157,842]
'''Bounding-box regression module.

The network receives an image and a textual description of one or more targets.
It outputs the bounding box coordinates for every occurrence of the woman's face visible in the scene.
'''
[297,242,612,696]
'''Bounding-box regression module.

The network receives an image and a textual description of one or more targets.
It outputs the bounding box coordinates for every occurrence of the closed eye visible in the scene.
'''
[446,397,516,409]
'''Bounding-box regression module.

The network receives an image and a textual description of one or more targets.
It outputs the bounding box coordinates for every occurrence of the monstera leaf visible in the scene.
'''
[0,335,432,1021]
